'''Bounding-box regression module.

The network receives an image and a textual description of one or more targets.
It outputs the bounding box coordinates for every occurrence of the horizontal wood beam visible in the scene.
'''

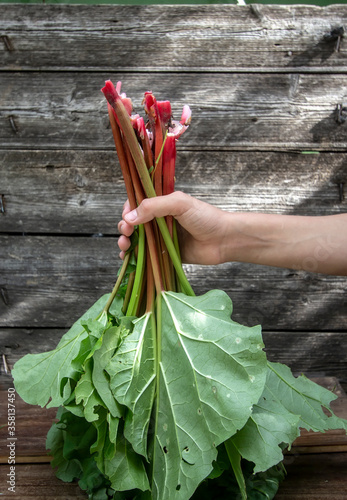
[1,5,347,72]
[1,330,346,384]
[0,236,347,330]
[1,150,346,234]
[1,73,347,151]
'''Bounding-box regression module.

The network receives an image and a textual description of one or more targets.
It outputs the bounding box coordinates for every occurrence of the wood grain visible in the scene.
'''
[1,330,346,390]
[277,452,347,499]
[1,5,347,72]
[0,464,86,498]
[1,150,346,234]
[1,235,347,330]
[1,73,347,151]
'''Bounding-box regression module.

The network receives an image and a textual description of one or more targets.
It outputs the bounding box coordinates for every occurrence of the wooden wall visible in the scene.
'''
[0,4,346,388]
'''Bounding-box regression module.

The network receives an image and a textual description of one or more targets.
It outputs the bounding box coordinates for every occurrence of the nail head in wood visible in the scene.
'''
[8,115,18,133]
[335,103,347,124]
[1,34,14,52]
[1,288,9,306]
[0,194,5,214]
[323,26,344,52]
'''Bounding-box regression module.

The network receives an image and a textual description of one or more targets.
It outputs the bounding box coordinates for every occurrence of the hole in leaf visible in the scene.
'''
[163,446,168,454]
[183,446,189,452]
[176,485,181,491]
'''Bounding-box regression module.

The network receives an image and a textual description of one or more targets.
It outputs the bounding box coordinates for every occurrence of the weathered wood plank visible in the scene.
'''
[1,330,346,385]
[1,5,347,72]
[1,150,346,234]
[0,235,118,328]
[0,235,346,330]
[2,457,347,500]
[1,73,347,151]
[0,457,346,500]
[0,379,57,461]
[0,464,86,498]
[277,453,347,499]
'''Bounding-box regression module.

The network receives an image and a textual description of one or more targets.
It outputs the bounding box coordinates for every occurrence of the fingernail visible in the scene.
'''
[125,209,138,223]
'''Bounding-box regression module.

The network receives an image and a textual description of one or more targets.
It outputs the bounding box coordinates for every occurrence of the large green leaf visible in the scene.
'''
[105,431,150,493]
[90,407,117,475]
[46,408,83,482]
[46,407,116,498]
[12,295,110,408]
[75,358,105,422]
[229,389,300,473]
[107,311,156,459]
[267,362,347,433]
[151,290,267,500]
[92,326,126,418]
[230,361,347,474]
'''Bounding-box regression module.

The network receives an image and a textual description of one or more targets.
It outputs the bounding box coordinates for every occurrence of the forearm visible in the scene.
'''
[222,213,347,275]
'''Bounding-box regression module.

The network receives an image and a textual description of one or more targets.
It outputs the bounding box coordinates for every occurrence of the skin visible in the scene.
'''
[118,191,347,276]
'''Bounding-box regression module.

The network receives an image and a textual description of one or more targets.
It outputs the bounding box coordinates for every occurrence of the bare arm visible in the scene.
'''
[118,191,347,276]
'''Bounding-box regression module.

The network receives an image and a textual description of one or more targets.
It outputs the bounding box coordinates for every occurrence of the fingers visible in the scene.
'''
[118,199,136,238]
[118,192,193,260]
[122,199,131,218]
[123,191,191,226]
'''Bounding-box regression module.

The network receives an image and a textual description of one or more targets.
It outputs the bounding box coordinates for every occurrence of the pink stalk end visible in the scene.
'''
[101,80,119,108]
[180,104,192,126]
[136,116,146,140]
[101,80,133,116]
[157,100,172,128]
[136,117,154,170]
[116,81,122,93]
[162,134,176,196]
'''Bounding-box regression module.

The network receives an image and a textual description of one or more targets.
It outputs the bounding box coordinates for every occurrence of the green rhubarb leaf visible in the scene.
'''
[192,458,285,500]
[107,412,120,444]
[75,358,105,422]
[151,289,267,500]
[92,325,127,418]
[229,391,300,474]
[46,408,82,482]
[231,361,347,474]
[47,407,115,498]
[266,361,347,433]
[90,407,117,475]
[61,409,98,461]
[104,431,150,493]
[107,311,156,459]
[12,294,111,408]
[63,391,85,419]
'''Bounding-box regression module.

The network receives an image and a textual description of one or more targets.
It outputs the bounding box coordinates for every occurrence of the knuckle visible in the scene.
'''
[139,197,152,215]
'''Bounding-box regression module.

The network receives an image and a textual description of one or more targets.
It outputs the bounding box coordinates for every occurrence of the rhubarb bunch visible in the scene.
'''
[11,82,347,500]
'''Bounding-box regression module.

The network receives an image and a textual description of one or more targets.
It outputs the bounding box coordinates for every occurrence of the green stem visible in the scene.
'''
[122,270,135,315]
[172,218,182,265]
[103,252,131,315]
[126,224,146,317]
[224,439,247,500]
[151,130,167,179]
[156,217,194,296]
